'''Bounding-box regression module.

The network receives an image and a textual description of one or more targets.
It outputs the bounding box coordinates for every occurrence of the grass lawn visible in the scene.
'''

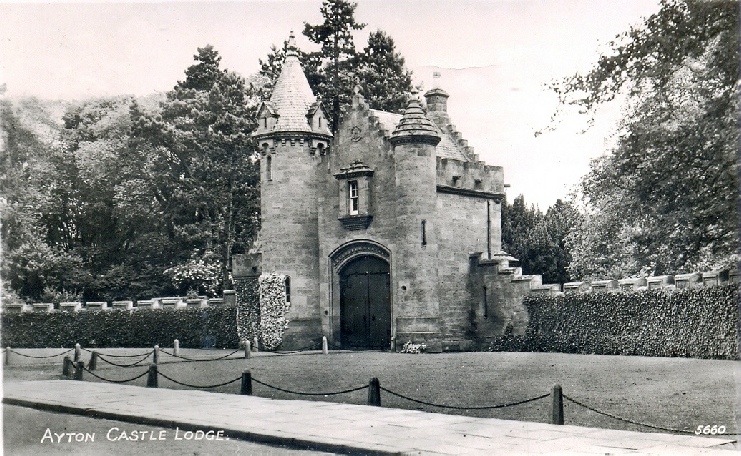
[4,348,739,438]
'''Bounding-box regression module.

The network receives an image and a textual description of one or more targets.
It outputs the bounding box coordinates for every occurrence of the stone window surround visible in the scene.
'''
[334,162,374,230]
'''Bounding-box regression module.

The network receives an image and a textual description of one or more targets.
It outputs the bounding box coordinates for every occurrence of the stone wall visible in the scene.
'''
[529,268,739,296]
[435,192,489,350]
[3,291,234,314]
[258,135,324,350]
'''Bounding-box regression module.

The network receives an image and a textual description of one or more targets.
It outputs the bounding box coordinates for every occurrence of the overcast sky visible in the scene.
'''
[1,0,660,208]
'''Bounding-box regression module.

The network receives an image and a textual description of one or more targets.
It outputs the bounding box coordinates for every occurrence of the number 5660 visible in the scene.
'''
[695,425,726,435]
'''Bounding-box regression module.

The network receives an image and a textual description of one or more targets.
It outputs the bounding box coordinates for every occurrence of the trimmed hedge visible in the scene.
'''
[1,306,240,349]
[490,284,738,359]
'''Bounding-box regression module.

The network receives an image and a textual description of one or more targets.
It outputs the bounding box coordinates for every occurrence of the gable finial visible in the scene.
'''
[286,31,299,57]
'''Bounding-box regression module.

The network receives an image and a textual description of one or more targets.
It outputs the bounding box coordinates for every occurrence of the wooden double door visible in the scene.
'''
[340,256,391,349]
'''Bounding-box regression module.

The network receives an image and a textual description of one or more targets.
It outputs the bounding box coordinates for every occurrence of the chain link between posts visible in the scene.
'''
[562,394,694,434]
[9,348,74,358]
[97,352,152,368]
[380,386,550,410]
[251,377,369,396]
[82,366,150,384]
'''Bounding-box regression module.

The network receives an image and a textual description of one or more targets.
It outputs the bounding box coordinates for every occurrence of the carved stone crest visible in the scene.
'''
[350,125,363,142]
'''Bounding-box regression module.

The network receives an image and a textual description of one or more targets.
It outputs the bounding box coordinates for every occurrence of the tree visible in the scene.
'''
[501,196,577,284]
[130,45,260,293]
[552,0,738,277]
[354,30,414,113]
[0,98,93,300]
[258,4,415,121]
[303,0,366,131]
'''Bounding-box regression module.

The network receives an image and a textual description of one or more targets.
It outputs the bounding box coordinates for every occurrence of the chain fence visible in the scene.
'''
[157,370,243,389]
[159,349,242,362]
[97,352,152,368]
[251,377,368,396]
[82,366,150,384]
[36,345,718,435]
[379,386,550,410]
[82,347,153,358]
[562,394,694,434]
[8,348,74,359]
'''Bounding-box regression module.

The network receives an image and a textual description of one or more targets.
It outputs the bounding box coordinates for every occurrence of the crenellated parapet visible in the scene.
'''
[436,157,505,200]
[3,290,237,314]
[529,268,738,296]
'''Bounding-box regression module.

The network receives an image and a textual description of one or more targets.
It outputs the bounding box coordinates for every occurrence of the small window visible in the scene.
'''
[266,155,272,181]
[348,181,359,215]
[285,276,291,303]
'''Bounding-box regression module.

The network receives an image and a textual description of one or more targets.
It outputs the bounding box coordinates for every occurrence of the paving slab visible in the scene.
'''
[3,380,736,455]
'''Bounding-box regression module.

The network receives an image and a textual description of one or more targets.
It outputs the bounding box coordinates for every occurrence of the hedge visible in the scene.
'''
[490,284,738,359]
[1,306,240,349]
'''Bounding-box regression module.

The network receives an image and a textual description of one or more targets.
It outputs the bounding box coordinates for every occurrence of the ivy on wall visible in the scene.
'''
[490,284,738,359]
[258,273,291,350]
[235,277,260,344]
[1,306,240,349]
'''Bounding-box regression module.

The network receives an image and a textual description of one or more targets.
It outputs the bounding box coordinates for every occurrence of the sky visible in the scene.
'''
[0,0,661,209]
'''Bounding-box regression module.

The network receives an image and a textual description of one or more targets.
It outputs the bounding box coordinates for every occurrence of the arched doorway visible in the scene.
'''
[340,255,391,349]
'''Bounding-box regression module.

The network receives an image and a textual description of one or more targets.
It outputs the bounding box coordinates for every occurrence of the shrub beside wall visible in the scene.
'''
[235,276,260,344]
[490,284,738,359]
[258,273,290,351]
[1,306,240,349]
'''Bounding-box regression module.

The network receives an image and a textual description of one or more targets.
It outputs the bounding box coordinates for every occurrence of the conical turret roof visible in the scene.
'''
[262,32,331,136]
[390,98,441,146]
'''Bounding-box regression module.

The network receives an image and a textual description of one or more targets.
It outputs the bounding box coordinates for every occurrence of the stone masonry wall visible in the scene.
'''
[259,137,323,349]
[435,192,490,351]
[317,100,401,347]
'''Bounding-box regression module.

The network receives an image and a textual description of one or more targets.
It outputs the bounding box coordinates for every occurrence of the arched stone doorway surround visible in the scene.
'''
[328,240,393,350]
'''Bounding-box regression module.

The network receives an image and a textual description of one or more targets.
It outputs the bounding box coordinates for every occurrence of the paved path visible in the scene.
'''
[3,380,736,455]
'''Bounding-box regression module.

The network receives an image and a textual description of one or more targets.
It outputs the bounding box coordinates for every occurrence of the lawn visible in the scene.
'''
[4,348,738,438]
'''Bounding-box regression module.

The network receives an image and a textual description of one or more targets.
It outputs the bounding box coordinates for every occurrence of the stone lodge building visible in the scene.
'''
[233,35,543,351]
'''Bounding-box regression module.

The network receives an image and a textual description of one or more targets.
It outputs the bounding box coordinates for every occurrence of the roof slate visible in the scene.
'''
[268,53,330,135]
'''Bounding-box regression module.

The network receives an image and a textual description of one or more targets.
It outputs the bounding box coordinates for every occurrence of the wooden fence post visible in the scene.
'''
[147,363,158,388]
[552,384,564,425]
[153,345,159,365]
[89,351,98,371]
[5,346,9,366]
[240,370,252,395]
[62,355,71,376]
[73,361,84,380]
[322,336,329,355]
[368,377,381,406]
[74,343,81,362]
[173,339,179,357]
[244,340,251,360]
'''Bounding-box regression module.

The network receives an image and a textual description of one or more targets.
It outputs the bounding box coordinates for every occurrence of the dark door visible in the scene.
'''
[340,256,391,349]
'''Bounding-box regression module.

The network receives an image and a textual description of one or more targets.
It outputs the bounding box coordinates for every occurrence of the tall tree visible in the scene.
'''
[303,0,366,131]
[354,30,414,113]
[130,45,260,293]
[552,0,738,277]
